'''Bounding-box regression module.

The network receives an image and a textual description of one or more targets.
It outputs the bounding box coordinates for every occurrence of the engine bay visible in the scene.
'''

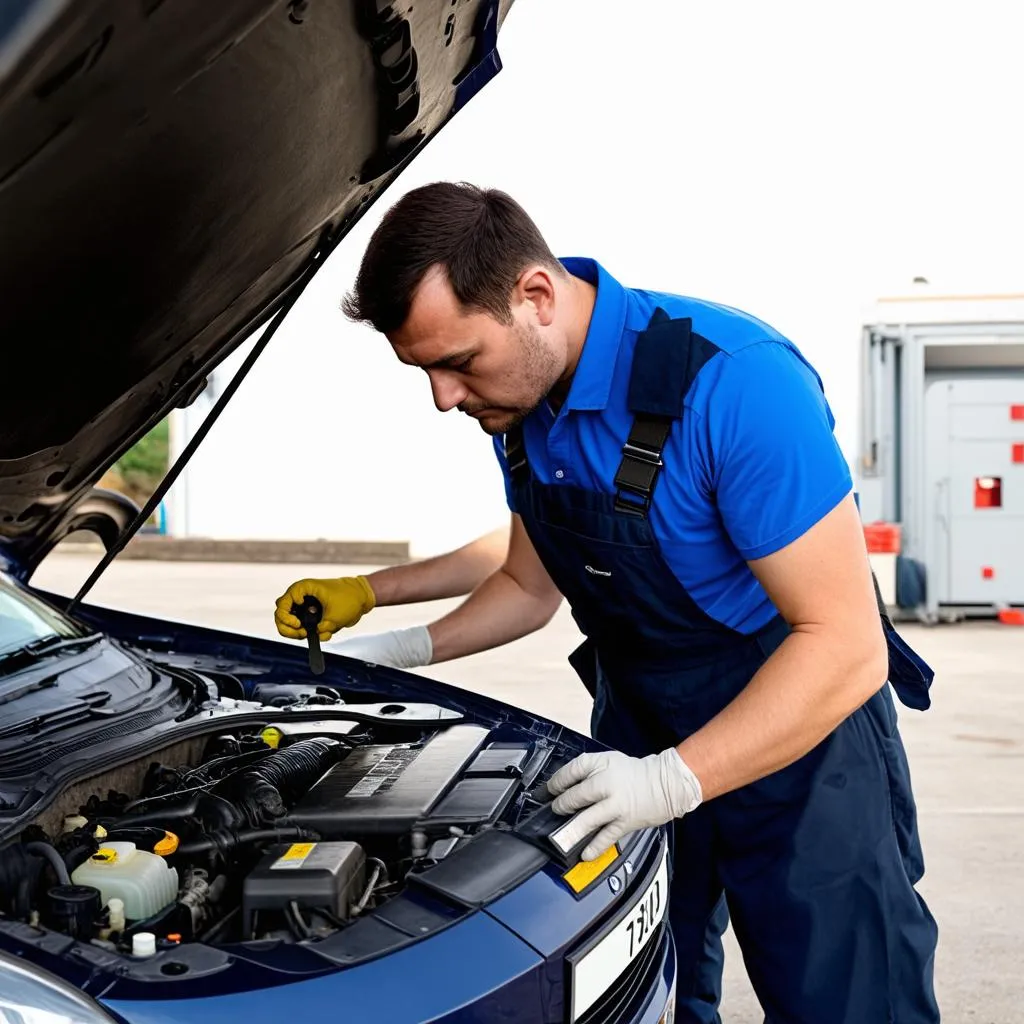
[0,686,559,961]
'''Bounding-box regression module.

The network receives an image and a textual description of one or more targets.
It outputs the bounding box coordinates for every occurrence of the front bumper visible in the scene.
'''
[96,919,675,1024]
[93,834,676,1024]
[618,928,677,1024]
[654,935,677,1024]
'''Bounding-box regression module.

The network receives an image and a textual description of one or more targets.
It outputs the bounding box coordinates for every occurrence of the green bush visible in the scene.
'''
[111,419,169,509]
[117,419,169,484]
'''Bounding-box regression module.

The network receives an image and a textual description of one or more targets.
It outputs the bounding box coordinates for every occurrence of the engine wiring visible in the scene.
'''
[0,714,562,955]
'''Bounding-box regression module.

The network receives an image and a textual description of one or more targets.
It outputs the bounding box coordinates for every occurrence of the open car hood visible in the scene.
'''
[0,0,511,572]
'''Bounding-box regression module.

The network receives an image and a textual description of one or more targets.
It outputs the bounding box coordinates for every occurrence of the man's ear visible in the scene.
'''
[515,265,558,327]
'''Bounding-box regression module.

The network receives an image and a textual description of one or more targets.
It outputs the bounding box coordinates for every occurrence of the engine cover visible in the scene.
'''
[288,725,490,836]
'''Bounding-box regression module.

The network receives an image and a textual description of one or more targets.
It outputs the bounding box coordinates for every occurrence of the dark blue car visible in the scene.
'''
[0,2,675,1021]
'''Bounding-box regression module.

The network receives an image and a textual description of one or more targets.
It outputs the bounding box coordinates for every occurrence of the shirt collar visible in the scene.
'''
[558,257,628,412]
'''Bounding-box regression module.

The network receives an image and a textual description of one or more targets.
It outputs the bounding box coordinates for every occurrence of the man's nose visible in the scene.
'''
[429,371,468,413]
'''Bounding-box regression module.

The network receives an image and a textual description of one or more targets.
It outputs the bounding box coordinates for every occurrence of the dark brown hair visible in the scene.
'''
[342,182,562,334]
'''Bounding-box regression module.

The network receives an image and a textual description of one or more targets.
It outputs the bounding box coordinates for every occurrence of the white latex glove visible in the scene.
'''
[325,626,433,670]
[546,748,703,861]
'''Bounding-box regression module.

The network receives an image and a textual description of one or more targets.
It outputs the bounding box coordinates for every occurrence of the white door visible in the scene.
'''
[925,378,1024,606]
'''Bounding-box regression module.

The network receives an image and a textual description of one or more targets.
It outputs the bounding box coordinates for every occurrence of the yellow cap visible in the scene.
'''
[260,726,283,750]
[154,831,179,857]
[92,847,118,864]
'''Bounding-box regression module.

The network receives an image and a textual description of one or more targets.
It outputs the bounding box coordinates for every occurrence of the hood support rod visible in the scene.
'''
[66,253,321,616]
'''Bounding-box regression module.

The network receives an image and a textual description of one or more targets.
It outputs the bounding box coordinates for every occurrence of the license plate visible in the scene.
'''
[570,849,669,1021]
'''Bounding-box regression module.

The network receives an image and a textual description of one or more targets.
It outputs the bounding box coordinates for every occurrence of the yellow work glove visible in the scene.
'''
[274,576,376,643]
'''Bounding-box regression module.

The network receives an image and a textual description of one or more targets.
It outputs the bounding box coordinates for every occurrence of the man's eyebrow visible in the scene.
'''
[420,348,476,370]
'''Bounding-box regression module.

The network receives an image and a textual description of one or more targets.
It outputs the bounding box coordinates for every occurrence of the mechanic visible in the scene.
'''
[275,183,939,1023]
[276,523,739,1013]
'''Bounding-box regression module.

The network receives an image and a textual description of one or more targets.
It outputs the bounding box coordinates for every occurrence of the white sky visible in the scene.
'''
[178,0,1024,550]
[322,0,1024,421]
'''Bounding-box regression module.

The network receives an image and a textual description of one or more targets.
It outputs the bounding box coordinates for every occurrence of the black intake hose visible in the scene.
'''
[107,792,243,831]
[106,796,200,828]
[24,842,71,887]
[222,738,341,824]
[176,827,319,858]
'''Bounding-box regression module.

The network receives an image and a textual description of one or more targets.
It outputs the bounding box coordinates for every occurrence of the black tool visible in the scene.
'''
[292,596,326,676]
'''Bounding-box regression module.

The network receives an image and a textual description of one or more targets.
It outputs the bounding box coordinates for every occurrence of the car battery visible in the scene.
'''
[242,841,365,937]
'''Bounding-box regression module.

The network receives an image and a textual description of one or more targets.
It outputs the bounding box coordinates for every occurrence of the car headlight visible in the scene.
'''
[0,951,117,1024]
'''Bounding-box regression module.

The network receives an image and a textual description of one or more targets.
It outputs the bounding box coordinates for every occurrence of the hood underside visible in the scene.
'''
[0,0,510,568]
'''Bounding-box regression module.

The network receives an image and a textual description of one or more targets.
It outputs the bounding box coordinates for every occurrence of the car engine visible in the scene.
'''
[0,693,556,958]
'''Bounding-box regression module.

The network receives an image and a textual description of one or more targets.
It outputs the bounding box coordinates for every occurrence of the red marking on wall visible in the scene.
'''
[975,477,1003,508]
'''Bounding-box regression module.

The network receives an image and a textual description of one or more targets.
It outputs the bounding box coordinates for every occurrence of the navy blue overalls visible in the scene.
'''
[505,310,940,1023]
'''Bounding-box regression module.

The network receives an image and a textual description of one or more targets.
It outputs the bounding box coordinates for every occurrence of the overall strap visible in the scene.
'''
[504,307,721,504]
[503,423,528,485]
[614,307,720,516]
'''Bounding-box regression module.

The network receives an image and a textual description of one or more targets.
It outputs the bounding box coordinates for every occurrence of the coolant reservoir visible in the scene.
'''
[70,842,178,921]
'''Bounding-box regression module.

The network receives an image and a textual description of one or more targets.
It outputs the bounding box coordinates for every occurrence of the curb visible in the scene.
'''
[57,535,410,566]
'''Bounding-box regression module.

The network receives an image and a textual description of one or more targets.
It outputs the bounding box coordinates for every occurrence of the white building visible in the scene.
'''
[164,1,1024,558]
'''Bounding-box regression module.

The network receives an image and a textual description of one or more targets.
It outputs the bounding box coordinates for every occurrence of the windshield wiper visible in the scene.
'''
[0,633,104,674]
[0,688,112,737]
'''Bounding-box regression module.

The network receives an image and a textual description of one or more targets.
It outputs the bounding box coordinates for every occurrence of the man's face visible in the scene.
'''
[388,266,563,436]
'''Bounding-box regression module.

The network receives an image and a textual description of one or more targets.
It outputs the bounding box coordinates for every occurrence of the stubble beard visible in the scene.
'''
[465,322,562,436]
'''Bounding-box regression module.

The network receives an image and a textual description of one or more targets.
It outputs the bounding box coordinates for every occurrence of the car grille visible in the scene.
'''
[576,920,668,1024]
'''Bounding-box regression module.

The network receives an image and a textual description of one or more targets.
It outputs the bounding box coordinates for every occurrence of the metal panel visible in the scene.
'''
[924,379,1024,607]
[950,400,1024,439]
[924,381,952,609]
[901,332,928,571]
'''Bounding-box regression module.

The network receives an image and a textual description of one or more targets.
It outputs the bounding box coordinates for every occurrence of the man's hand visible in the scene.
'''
[326,626,433,669]
[274,576,376,642]
[546,749,703,861]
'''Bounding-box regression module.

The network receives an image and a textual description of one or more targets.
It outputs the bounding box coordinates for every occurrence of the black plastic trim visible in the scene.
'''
[408,828,548,909]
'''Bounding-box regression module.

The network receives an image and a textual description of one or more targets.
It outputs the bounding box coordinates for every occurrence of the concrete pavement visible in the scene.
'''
[32,552,1024,1021]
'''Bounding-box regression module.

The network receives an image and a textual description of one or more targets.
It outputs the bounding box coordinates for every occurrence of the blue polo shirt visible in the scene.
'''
[492,258,853,634]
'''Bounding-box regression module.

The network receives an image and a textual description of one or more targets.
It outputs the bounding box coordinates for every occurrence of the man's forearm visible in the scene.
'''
[426,566,562,663]
[678,496,891,801]
[365,527,509,606]
[677,623,888,801]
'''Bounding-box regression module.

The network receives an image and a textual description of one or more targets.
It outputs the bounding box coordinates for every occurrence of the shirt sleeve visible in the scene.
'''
[491,435,518,513]
[704,341,853,561]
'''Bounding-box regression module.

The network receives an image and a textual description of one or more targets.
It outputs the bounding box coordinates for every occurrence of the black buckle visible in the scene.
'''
[613,492,651,516]
[621,441,663,467]
[504,427,527,476]
[612,414,672,518]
